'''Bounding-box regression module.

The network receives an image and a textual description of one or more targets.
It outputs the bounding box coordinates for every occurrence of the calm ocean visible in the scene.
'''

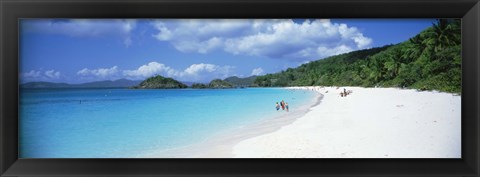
[19,88,317,158]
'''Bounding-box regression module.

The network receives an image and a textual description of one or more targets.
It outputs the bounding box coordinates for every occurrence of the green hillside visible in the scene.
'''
[132,75,187,89]
[191,79,235,89]
[254,19,461,93]
[191,83,208,89]
[223,76,257,86]
[208,79,234,89]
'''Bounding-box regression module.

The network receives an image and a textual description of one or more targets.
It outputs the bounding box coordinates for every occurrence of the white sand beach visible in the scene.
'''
[233,87,461,158]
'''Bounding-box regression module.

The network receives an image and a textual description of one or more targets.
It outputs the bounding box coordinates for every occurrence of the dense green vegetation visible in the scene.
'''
[191,83,208,88]
[132,75,187,89]
[208,79,234,88]
[223,76,257,87]
[191,79,235,89]
[254,19,461,93]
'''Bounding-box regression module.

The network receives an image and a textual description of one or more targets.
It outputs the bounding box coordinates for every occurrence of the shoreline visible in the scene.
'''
[138,87,323,158]
[138,86,461,158]
[233,87,461,158]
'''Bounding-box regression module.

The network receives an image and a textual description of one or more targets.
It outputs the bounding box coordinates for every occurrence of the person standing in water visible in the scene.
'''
[285,102,289,112]
[281,100,285,110]
[275,102,280,111]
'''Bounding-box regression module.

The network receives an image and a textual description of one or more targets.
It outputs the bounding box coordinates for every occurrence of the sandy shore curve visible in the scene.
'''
[233,86,461,158]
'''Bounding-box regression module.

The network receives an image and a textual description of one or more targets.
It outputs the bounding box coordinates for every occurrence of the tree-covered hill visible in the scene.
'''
[191,83,208,89]
[132,75,187,89]
[223,76,257,87]
[254,19,461,93]
[208,79,234,88]
[191,79,235,89]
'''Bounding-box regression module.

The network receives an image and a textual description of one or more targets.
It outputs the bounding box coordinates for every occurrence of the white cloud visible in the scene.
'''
[22,70,41,78]
[251,67,264,76]
[123,62,173,79]
[77,66,119,78]
[123,61,233,82]
[183,63,219,75]
[20,69,61,82]
[45,70,61,79]
[151,19,372,61]
[21,62,234,83]
[22,19,136,47]
[152,22,174,40]
[317,45,354,57]
[177,63,234,81]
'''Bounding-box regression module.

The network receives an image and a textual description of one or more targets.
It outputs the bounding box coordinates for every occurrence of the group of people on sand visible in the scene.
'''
[275,100,289,112]
[340,88,352,97]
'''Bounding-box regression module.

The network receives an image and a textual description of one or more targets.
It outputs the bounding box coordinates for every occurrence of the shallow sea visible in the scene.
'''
[19,88,316,158]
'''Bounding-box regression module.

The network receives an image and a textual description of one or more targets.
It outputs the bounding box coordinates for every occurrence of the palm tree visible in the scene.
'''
[405,35,426,61]
[428,19,460,52]
[367,57,383,83]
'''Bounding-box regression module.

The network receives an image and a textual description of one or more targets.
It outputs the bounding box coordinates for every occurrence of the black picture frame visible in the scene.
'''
[1,0,479,176]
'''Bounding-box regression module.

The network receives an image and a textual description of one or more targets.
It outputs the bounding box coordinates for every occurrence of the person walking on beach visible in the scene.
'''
[275,102,280,111]
[285,102,289,112]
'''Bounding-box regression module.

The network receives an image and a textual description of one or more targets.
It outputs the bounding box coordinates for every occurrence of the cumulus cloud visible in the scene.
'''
[21,62,234,83]
[123,61,234,82]
[123,62,173,79]
[251,67,264,76]
[151,19,372,61]
[22,70,41,78]
[21,69,61,82]
[22,19,136,47]
[45,70,61,79]
[77,66,119,78]
[177,63,234,81]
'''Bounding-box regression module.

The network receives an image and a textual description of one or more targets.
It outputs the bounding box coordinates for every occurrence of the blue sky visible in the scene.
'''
[20,19,436,84]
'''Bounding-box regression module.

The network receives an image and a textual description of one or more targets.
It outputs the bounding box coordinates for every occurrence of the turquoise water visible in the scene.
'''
[19,88,316,158]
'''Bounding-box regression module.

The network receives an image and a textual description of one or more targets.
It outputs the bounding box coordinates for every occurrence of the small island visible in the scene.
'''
[132,76,235,89]
[191,83,208,89]
[191,79,234,89]
[131,75,187,89]
[207,79,234,89]
[223,76,257,87]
